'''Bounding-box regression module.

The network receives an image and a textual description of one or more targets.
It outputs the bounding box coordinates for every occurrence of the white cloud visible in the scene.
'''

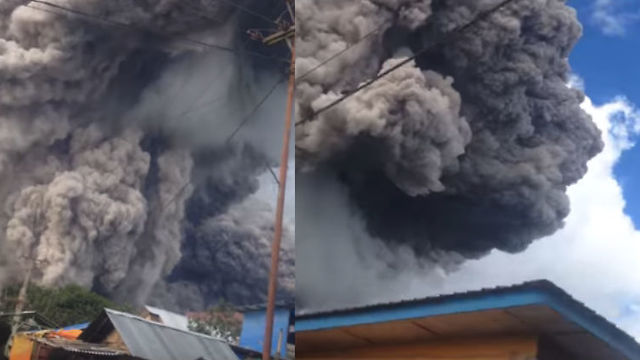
[410,93,640,338]
[568,74,586,91]
[592,0,640,36]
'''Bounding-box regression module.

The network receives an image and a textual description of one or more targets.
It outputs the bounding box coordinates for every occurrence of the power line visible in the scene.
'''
[41,56,284,217]
[225,77,286,145]
[295,0,517,126]
[24,0,288,215]
[224,75,287,186]
[158,75,286,213]
[295,26,381,83]
[265,166,280,186]
[163,65,232,128]
[27,0,289,63]
[47,75,284,216]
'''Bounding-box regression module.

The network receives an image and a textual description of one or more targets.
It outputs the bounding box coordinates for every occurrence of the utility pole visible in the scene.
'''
[3,264,33,358]
[262,37,294,360]
[249,2,295,359]
[4,202,42,357]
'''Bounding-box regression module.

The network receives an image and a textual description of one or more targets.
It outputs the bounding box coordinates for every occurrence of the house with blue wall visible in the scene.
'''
[295,280,640,360]
[236,303,294,359]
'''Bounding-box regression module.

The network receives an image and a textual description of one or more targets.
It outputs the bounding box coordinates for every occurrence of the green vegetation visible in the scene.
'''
[0,284,132,327]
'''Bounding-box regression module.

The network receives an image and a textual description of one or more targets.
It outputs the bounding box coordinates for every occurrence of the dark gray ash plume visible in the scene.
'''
[152,197,295,311]
[296,0,603,308]
[0,0,294,309]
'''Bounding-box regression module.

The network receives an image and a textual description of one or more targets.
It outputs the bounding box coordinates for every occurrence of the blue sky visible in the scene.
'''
[568,0,640,226]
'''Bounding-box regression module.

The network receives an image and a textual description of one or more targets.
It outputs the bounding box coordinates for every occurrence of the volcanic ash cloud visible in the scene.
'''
[0,0,294,308]
[295,0,603,308]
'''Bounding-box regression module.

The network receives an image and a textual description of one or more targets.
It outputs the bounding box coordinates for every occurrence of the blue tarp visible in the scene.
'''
[60,322,89,331]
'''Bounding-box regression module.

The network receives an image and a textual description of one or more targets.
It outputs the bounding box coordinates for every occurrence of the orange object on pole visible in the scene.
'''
[50,329,83,340]
[262,42,294,360]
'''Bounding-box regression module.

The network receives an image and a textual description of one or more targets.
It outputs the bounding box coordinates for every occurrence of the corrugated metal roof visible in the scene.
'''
[144,305,189,331]
[235,301,294,313]
[295,280,614,322]
[105,309,239,360]
[34,337,127,356]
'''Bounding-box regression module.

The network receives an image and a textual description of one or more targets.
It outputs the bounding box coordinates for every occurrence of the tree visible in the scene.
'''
[188,301,242,344]
[0,284,132,327]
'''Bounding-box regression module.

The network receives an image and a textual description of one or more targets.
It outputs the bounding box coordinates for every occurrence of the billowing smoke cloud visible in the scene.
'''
[152,196,295,311]
[6,127,153,289]
[296,0,603,308]
[0,0,294,309]
[150,145,296,311]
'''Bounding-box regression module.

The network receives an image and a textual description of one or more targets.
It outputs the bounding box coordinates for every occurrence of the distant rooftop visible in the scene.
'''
[144,305,189,331]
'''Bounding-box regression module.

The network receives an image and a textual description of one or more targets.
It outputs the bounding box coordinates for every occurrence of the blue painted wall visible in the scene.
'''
[239,308,291,356]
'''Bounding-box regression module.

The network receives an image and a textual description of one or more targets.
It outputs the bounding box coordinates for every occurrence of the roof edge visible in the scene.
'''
[295,280,640,360]
[296,286,547,332]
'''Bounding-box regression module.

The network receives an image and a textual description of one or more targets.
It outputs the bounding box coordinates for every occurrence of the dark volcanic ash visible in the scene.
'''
[296,0,603,308]
[0,0,294,309]
[153,196,295,311]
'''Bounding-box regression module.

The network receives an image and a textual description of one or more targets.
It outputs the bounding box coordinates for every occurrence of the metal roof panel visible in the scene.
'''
[105,309,239,360]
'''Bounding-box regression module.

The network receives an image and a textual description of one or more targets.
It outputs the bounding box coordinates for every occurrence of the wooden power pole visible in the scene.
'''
[4,264,32,357]
[262,44,293,360]
[257,3,294,359]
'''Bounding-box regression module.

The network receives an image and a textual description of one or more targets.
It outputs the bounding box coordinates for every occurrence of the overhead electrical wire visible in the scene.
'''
[24,0,289,213]
[27,0,289,63]
[225,77,287,145]
[295,0,518,126]
[295,26,381,83]
[158,75,287,213]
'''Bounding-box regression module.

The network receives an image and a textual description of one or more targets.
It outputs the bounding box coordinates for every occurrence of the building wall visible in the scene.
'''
[297,335,539,360]
[239,309,291,357]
